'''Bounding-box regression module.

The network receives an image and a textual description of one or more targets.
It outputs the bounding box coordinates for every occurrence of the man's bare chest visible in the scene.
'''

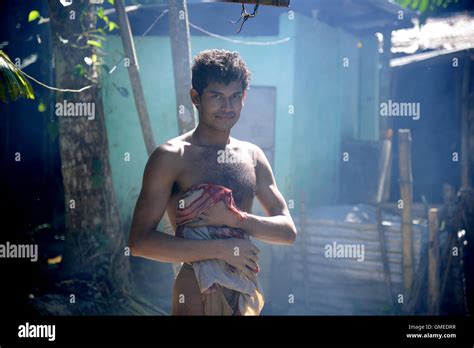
[176,146,257,208]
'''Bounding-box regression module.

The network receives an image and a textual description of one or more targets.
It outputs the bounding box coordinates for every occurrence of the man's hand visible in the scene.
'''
[218,238,260,279]
[187,200,241,228]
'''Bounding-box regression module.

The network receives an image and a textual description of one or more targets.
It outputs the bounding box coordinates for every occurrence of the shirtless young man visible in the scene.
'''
[129,49,297,315]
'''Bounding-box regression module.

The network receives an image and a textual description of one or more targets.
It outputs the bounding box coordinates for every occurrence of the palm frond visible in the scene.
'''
[0,50,35,103]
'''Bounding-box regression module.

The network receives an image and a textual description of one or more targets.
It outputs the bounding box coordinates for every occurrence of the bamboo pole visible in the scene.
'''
[169,0,196,134]
[167,0,198,276]
[376,129,394,307]
[114,0,156,155]
[217,0,290,7]
[377,129,393,203]
[398,129,414,299]
[428,208,440,314]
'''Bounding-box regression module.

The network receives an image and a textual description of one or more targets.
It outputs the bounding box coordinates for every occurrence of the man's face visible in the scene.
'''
[193,80,246,132]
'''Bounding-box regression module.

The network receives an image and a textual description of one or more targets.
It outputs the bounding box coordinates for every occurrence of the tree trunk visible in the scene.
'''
[168,0,197,133]
[47,0,130,296]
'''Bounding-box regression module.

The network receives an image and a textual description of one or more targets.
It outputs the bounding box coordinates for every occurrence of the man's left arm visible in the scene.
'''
[236,145,297,245]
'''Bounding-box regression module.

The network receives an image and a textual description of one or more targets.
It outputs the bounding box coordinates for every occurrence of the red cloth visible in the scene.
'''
[175,183,247,235]
[173,183,264,315]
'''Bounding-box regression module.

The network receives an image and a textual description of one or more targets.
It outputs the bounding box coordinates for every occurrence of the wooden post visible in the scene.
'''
[378,30,393,142]
[167,0,198,276]
[377,129,393,203]
[428,208,440,314]
[398,129,414,299]
[114,0,156,155]
[376,129,394,307]
[169,0,197,134]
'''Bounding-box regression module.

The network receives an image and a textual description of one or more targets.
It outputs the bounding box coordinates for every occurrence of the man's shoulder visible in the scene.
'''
[147,135,190,170]
[153,130,194,156]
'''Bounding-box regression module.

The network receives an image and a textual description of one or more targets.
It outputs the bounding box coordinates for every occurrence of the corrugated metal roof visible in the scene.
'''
[391,13,474,66]
[289,0,416,34]
[392,14,474,54]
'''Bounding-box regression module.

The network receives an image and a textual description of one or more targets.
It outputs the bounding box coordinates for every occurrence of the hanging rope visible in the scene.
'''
[230,1,259,34]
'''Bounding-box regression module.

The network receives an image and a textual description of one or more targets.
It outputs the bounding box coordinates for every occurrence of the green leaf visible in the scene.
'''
[0,50,35,103]
[400,0,412,8]
[87,40,102,48]
[97,7,104,19]
[411,0,421,10]
[108,21,118,31]
[103,15,109,24]
[28,10,40,22]
[419,0,428,12]
[74,63,86,77]
[108,0,114,5]
[38,102,46,112]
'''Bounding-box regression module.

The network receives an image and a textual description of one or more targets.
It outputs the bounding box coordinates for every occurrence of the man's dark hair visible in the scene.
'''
[191,49,251,95]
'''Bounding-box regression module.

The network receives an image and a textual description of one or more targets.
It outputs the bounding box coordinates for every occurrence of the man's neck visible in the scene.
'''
[193,124,231,147]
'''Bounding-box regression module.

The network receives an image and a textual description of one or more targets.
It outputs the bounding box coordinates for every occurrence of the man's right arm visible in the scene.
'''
[128,143,223,263]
